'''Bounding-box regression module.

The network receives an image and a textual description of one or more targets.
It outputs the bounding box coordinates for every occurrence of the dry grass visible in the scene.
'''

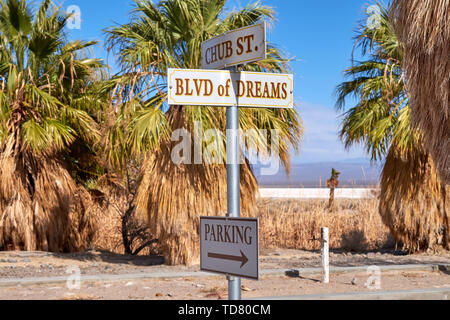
[90,196,395,256]
[90,203,159,257]
[257,198,393,252]
[87,193,124,254]
[86,178,160,256]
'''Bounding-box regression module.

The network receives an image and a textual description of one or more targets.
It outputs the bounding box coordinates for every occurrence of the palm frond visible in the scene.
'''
[106,0,303,265]
[335,2,416,161]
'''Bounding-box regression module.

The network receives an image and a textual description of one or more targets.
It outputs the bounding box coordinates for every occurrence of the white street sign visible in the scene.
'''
[167,68,293,108]
[201,22,266,70]
[200,217,259,280]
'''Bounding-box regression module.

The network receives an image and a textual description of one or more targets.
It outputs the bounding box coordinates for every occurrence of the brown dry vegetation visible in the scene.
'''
[86,177,159,256]
[390,0,450,184]
[90,200,159,257]
[135,108,258,266]
[257,198,394,252]
[89,196,395,255]
[88,187,396,257]
[0,150,99,252]
[379,147,450,252]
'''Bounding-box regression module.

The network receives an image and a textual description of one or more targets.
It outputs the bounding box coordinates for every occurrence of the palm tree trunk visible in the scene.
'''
[328,187,335,209]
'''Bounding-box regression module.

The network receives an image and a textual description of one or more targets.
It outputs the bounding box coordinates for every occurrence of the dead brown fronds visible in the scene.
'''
[390,0,450,184]
[0,150,98,252]
[87,174,160,256]
[136,107,258,266]
[379,146,449,252]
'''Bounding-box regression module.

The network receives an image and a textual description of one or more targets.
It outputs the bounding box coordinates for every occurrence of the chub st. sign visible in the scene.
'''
[167,68,294,109]
[201,22,266,70]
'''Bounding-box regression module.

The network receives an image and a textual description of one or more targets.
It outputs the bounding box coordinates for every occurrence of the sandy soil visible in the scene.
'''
[0,248,449,300]
[1,270,449,300]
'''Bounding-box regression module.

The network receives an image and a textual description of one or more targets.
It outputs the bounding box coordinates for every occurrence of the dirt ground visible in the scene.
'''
[0,248,449,300]
[1,270,449,300]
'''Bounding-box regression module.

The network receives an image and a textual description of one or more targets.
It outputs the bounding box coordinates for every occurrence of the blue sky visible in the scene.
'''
[57,0,375,164]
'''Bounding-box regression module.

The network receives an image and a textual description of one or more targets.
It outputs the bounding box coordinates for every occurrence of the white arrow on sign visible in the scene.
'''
[201,22,266,70]
[200,217,259,280]
[167,68,293,109]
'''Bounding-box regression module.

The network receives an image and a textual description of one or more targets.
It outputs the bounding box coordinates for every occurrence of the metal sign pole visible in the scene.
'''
[226,67,241,301]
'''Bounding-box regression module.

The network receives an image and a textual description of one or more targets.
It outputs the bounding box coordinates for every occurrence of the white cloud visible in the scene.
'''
[293,101,368,163]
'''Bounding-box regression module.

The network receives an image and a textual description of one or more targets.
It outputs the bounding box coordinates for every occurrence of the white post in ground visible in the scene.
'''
[321,227,329,283]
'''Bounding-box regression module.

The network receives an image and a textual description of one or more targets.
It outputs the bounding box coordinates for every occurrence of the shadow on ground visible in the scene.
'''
[2,250,165,267]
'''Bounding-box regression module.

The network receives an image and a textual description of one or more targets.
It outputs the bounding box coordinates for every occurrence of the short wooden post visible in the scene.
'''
[321,227,329,283]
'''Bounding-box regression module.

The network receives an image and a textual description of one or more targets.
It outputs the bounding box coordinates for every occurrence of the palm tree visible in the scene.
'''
[0,0,106,252]
[335,3,449,252]
[390,0,450,185]
[327,168,341,210]
[105,0,303,265]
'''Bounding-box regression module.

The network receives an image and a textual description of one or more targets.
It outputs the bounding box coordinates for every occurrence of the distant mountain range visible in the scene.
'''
[253,158,382,188]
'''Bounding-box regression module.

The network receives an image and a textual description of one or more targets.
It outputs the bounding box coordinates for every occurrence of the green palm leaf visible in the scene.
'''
[0,0,105,173]
[104,0,302,172]
[335,2,417,161]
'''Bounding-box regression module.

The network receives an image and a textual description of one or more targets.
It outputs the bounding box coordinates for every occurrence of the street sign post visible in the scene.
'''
[167,22,294,301]
[201,22,266,70]
[167,68,294,109]
[200,217,259,280]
